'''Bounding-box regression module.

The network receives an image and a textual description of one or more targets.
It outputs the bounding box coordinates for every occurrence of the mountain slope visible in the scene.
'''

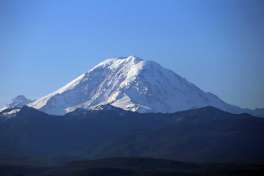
[9,95,32,108]
[0,95,32,115]
[29,56,245,115]
[94,108,264,163]
[1,158,264,176]
[252,108,264,117]
[0,106,264,164]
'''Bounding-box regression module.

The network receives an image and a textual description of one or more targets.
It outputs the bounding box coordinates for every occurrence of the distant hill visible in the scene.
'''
[0,157,264,176]
[0,106,264,165]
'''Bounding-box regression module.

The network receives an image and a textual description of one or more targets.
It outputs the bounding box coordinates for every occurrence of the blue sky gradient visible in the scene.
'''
[1,0,264,108]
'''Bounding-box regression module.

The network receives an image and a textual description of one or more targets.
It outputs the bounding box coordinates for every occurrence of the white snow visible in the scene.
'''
[0,106,8,113]
[29,73,86,109]
[29,56,244,115]
[2,108,21,116]
[0,95,32,113]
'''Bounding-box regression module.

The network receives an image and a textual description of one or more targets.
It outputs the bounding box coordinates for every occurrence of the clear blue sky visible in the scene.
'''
[1,0,263,109]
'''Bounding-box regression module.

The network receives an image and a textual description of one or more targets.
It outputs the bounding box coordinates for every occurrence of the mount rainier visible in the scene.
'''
[27,56,248,115]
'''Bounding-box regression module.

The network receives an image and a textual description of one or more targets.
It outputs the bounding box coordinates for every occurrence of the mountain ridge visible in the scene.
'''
[0,106,263,164]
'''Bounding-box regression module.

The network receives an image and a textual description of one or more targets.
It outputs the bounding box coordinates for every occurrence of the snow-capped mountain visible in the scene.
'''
[29,56,245,115]
[10,95,33,108]
[0,95,32,111]
[0,95,33,117]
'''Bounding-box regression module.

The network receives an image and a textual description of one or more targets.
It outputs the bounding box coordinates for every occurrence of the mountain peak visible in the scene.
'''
[29,56,245,115]
[1,95,33,110]
[0,95,32,116]
[12,95,30,102]
[109,55,142,61]
[90,56,144,72]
